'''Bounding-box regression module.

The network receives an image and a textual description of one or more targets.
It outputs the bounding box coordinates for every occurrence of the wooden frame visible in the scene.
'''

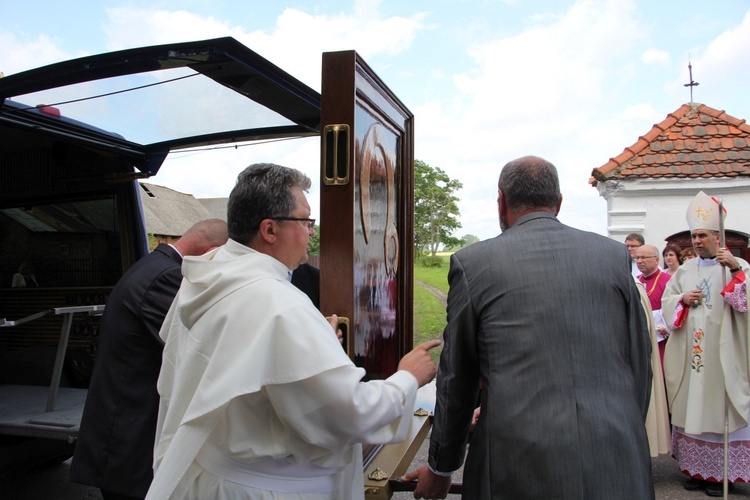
[319,51,415,379]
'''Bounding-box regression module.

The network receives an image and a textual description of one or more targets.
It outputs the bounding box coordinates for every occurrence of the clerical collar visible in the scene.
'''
[643,268,661,279]
[698,256,718,267]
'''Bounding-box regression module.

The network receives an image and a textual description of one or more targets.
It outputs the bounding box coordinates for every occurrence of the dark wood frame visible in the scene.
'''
[319,51,415,378]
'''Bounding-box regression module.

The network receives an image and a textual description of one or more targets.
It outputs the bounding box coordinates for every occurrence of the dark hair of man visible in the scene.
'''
[662,243,683,264]
[227,163,312,244]
[625,233,645,245]
[497,156,560,211]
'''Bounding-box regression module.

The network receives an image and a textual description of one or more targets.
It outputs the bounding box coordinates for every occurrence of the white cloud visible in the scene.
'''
[413,0,646,238]
[100,5,425,92]
[700,10,750,68]
[0,32,80,75]
[667,10,750,116]
[642,48,669,65]
[622,102,660,122]
[103,8,246,51]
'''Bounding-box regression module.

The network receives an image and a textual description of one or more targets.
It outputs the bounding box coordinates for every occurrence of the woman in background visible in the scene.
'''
[662,244,682,275]
[680,247,697,263]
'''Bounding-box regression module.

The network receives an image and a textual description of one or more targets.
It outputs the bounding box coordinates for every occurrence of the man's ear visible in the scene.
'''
[555,194,563,216]
[498,189,506,219]
[257,219,277,244]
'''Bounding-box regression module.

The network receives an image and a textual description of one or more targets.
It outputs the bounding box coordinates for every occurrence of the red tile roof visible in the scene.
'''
[590,103,750,185]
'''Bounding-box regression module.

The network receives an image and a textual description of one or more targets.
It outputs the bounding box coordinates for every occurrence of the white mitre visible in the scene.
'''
[686,191,726,231]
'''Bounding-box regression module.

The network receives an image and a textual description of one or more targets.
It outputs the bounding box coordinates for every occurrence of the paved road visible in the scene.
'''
[2,445,749,499]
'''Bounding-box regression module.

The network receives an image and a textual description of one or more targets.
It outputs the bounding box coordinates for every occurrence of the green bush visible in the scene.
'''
[420,255,443,268]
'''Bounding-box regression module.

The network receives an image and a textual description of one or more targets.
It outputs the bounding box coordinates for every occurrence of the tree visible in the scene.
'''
[414,160,463,256]
[462,234,480,246]
[308,225,320,255]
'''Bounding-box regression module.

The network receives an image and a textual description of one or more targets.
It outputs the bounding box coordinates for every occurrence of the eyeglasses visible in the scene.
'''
[633,256,659,261]
[272,217,316,229]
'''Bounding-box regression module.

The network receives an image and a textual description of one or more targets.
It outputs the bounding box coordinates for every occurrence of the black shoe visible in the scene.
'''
[705,481,734,497]
[685,478,707,491]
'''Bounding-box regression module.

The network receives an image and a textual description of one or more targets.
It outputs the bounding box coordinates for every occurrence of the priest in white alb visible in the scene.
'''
[662,191,749,496]
[145,163,439,500]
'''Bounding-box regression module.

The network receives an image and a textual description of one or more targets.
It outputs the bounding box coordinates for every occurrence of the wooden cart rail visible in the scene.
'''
[363,410,463,498]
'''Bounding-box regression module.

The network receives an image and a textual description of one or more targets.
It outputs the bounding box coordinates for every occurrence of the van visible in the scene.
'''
[0,36,321,468]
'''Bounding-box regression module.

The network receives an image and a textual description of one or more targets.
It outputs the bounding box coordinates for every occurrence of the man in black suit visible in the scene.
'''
[70,219,228,500]
[405,156,653,499]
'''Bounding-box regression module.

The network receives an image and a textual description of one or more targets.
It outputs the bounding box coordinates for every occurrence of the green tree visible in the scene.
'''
[308,225,320,255]
[414,160,463,256]
[462,234,480,246]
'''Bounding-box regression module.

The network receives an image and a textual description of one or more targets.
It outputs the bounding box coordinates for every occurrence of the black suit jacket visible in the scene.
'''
[430,213,653,499]
[291,262,320,309]
[70,244,182,497]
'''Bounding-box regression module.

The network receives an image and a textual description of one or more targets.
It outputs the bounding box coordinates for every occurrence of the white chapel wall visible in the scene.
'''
[597,177,750,250]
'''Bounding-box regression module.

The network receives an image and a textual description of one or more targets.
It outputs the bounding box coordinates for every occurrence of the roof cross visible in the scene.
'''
[683,59,699,103]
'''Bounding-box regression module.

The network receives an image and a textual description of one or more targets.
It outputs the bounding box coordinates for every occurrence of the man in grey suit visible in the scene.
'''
[404,156,654,499]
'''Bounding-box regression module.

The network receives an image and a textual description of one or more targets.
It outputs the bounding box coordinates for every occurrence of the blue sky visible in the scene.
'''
[2,0,749,241]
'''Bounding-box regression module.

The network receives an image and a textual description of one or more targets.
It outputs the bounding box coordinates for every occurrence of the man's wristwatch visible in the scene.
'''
[729,265,742,273]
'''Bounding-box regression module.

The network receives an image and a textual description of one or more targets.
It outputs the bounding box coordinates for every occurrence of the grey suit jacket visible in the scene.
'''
[430,212,653,499]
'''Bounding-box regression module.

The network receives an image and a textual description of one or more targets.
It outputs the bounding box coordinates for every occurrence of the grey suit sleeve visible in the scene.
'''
[429,253,480,474]
[627,277,652,420]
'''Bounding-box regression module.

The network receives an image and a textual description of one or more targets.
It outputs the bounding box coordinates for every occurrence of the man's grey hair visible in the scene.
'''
[497,156,560,211]
[227,163,311,244]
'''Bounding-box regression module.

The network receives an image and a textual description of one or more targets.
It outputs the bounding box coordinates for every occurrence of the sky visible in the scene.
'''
[2,0,749,241]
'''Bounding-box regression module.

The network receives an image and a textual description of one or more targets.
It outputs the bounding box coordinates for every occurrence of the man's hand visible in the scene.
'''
[402,465,452,499]
[717,247,740,271]
[470,406,481,431]
[682,289,703,308]
[327,314,344,344]
[397,339,440,387]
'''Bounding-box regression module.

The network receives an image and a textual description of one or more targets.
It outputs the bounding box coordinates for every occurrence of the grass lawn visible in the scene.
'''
[413,257,450,294]
[413,254,451,361]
